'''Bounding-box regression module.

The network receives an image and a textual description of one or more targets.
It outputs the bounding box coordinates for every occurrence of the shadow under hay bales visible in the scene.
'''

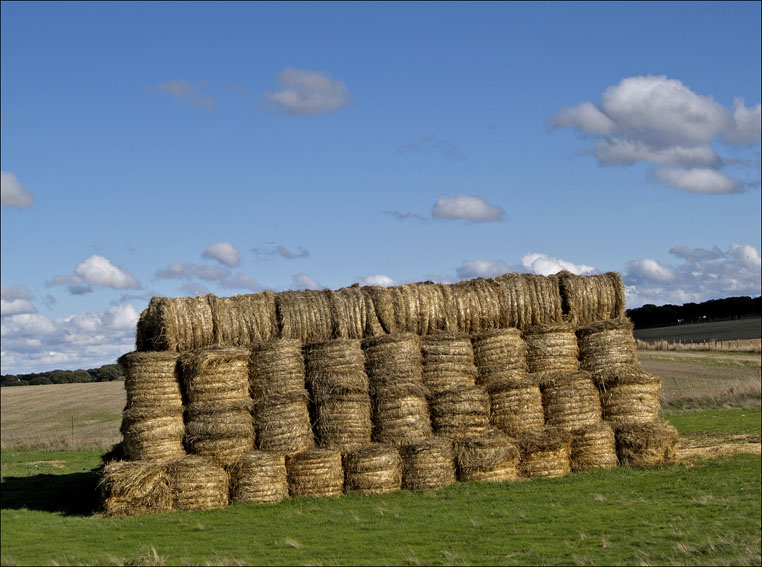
[1,468,102,516]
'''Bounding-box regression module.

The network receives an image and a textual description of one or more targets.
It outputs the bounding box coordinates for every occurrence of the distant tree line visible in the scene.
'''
[626,296,761,329]
[0,363,124,387]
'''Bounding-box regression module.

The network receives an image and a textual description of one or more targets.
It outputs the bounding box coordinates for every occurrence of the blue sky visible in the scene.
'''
[2,1,760,374]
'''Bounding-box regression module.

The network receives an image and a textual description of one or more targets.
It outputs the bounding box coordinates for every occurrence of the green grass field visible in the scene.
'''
[1,353,760,566]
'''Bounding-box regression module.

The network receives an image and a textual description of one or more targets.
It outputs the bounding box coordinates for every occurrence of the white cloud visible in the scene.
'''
[220,273,264,292]
[1,171,35,208]
[725,98,762,144]
[202,242,240,267]
[292,273,322,290]
[649,167,743,194]
[47,255,140,294]
[456,260,512,279]
[1,299,37,317]
[266,68,353,116]
[624,244,761,307]
[1,284,33,301]
[154,262,229,281]
[252,244,310,260]
[521,253,595,276]
[1,304,140,374]
[358,274,396,287]
[553,101,615,135]
[432,194,505,222]
[157,80,217,111]
[593,139,721,168]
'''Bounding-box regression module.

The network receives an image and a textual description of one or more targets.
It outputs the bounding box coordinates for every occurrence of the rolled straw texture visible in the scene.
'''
[136,296,215,352]
[229,451,288,504]
[400,437,456,491]
[313,392,373,452]
[343,444,402,495]
[558,271,626,326]
[577,318,638,378]
[167,455,229,511]
[614,419,678,468]
[471,329,527,387]
[518,427,572,479]
[570,422,618,471]
[120,408,186,461]
[488,378,545,437]
[249,339,306,403]
[99,460,173,517]
[208,292,278,346]
[430,385,491,440]
[596,367,662,425]
[524,323,580,375]
[540,372,602,430]
[372,383,432,445]
[421,333,477,394]
[328,286,377,339]
[287,448,344,498]
[179,347,251,405]
[455,430,520,482]
[447,278,502,335]
[254,390,315,456]
[363,333,423,390]
[119,352,183,410]
[277,289,333,343]
[493,273,563,330]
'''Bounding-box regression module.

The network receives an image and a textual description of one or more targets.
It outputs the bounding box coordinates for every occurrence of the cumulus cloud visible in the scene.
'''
[202,242,240,267]
[292,273,322,290]
[521,253,595,276]
[624,244,762,307]
[456,260,512,279]
[1,171,35,208]
[154,262,229,281]
[357,274,396,287]
[432,194,505,222]
[157,80,217,111]
[252,244,311,260]
[1,304,140,374]
[551,75,760,194]
[266,68,353,116]
[46,255,140,294]
[219,273,264,292]
[395,136,466,161]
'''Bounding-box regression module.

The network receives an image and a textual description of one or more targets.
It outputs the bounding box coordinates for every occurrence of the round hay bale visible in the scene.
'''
[313,392,373,452]
[372,382,432,445]
[430,385,491,440]
[493,273,530,330]
[229,451,288,504]
[343,444,402,495]
[400,437,456,492]
[471,329,527,387]
[596,367,662,425]
[448,278,502,334]
[328,286,384,339]
[518,427,571,479]
[364,285,397,334]
[614,419,678,468]
[119,351,183,410]
[99,460,173,517]
[487,378,545,437]
[184,401,255,465]
[558,271,626,326]
[167,455,229,511]
[276,289,333,343]
[120,407,186,461]
[249,339,306,403]
[207,292,279,347]
[363,333,423,390]
[455,430,520,482]
[421,333,477,394]
[179,347,251,405]
[138,296,216,353]
[539,372,602,430]
[570,422,618,471]
[305,339,369,400]
[416,281,450,335]
[287,448,344,498]
[577,318,637,378]
[524,323,580,375]
[254,390,315,456]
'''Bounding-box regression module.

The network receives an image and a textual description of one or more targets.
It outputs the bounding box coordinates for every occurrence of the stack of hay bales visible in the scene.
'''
[102,270,679,516]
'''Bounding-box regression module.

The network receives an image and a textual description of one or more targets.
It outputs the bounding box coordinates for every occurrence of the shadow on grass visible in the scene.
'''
[1,468,102,516]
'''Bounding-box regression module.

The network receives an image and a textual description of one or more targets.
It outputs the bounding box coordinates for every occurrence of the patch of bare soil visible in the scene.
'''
[677,434,761,461]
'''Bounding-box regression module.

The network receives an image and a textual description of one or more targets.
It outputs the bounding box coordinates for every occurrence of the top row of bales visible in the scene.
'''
[136,271,626,353]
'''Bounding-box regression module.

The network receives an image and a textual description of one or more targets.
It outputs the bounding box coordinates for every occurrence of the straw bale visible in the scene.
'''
[254,390,315,455]
[524,323,580,375]
[577,318,638,378]
[471,329,527,387]
[518,427,572,478]
[596,367,662,425]
[101,442,126,465]
[249,339,306,403]
[305,339,369,400]
[363,333,423,390]
[400,437,456,491]
[558,271,626,326]
[136,296,216,353]
[540,371,602,430]
[447,278,502,334]
[364,285,397,334]
[343,444,402,494]
[570,422,618,471]
[455,430,520,482]
[372,382,432,445]
[100,460,173,516]
[184,400,255,465]
[313,392,373,451]
[287,448,344,498]
[328,285,385,339]
[185,435,255,466]
[416,281,451,335]
[614,419,678,467]
[487,378,545,437]
[229,451,288,504]
[206,292,278,347]
[120,407,186,461]
[493,273,563,330]
[421,333,477,393]
[119,351,183,410]
[167,455,229,510]
[277,289,333,343]
[179,347,251,405]
[430,385,491,439]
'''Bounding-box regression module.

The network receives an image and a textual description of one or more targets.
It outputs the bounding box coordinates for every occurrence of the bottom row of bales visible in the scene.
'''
[100,421,677,516]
